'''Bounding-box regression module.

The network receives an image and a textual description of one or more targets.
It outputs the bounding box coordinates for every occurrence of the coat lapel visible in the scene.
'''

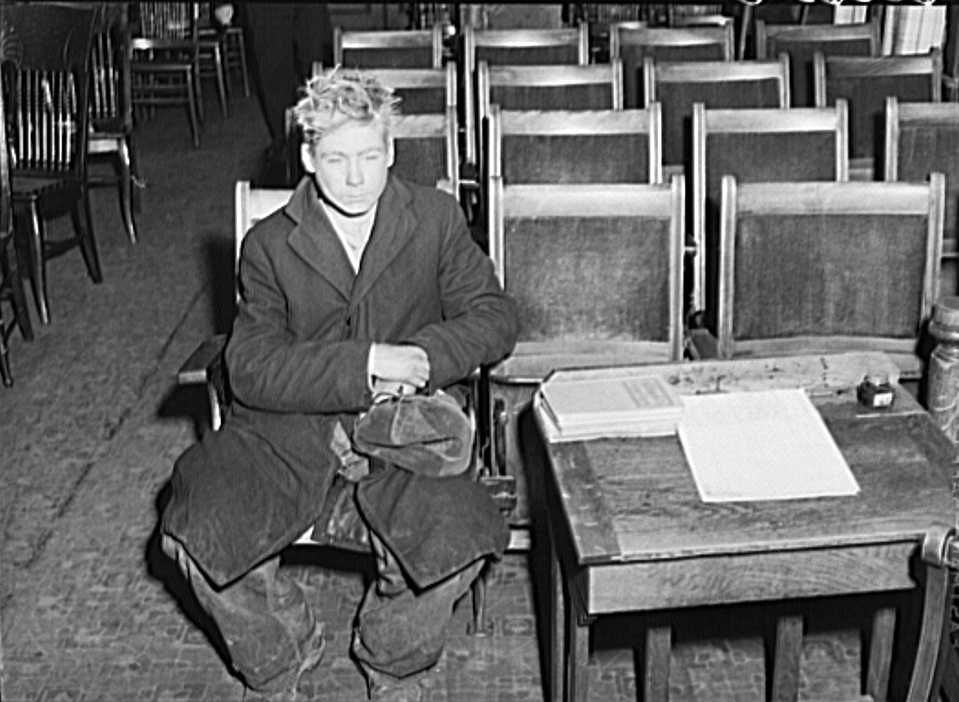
[284,179,354,301]
[352,177,417,304]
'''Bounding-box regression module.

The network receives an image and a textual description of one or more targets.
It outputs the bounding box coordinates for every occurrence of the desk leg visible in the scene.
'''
[549,532,564,702]
[771,614,803,702]
[567,603,590,702]
[643,622,672,702]
[866,606,896,702]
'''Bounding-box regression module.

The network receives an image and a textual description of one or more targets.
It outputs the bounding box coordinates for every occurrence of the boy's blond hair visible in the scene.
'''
[292,67,400,143]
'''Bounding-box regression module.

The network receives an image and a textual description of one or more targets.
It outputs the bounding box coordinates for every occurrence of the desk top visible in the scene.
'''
[534,353,956,567]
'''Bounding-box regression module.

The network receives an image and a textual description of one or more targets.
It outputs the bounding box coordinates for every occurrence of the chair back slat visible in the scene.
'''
[136,2,198,41]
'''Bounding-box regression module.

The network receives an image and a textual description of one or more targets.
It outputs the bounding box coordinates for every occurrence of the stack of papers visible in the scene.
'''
[538,373,684,442]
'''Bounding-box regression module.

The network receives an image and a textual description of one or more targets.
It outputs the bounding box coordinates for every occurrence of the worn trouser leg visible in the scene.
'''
[161,534,323,692]
[352,531,485,680]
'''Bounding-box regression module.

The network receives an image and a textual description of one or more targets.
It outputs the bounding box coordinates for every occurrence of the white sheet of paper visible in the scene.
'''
[678,389,860,503]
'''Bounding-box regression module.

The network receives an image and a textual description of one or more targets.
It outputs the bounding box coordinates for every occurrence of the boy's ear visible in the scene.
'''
[300,142,316,174]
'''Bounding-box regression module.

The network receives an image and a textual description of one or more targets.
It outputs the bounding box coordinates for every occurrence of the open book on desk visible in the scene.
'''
[537,371,684,442]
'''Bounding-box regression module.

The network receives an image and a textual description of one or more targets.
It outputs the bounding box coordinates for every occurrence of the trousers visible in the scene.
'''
[161,528,483,693]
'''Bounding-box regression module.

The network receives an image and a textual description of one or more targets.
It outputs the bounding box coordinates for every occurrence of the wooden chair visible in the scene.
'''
[814,50,943,180]
[179,180,496,634]
[463,24,589,170]
[334,24,447,69]
[197,1,249,101]
[488,104,662,186]
[884,98,959,298]
[130,1,203,148]
[390,108,460,197]
[645,55,790,172]
[713,175,945,379]
[88,6,141,245]
[2,4,100,326]
[755,17,881,107]
[472,61,624,201]
[609,23,734,108]
[0,61,33,387]
[485,177,685,563]
[944,4,959,102]
[691,101,849,316]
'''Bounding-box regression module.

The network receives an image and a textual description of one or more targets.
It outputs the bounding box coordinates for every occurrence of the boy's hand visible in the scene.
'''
[370,344,430,388]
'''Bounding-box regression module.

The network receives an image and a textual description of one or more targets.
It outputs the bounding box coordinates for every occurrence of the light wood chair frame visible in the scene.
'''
[488,179,686,373]
[487,103,662,184]
[359,62,457,110]
[691,100,849,313]
[755,16,881,60]
[463,23,589,167]
[884,96,959,259]
[333,24,447,69]
[644,54,792,108]
[717,175,945,373]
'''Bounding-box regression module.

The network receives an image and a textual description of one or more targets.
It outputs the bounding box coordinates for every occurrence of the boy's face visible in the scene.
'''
[301,119,394,217]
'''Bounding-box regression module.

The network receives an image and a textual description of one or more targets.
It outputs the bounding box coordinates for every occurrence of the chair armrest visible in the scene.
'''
[177,333,227,385]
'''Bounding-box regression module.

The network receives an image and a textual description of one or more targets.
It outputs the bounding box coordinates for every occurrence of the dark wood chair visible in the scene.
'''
[645,55,790,173]
[609,23,734,108]
[334,24,448,69]
[2,4,100,326]
[884,97,959,297]
[755,17,881,107]
[944,4,959,102]
[814,49,943,180]
[197,2,250,98]
[130,1,203,148]
[488,104,662,187]
[690,101,849,317]
[713,175,945,379]
[462,24,589,170]
[88,5,141,245]
[484,177,685,583]
[0,60,33,387]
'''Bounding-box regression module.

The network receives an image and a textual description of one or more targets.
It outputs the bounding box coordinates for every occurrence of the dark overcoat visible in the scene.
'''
[163,176,519,587]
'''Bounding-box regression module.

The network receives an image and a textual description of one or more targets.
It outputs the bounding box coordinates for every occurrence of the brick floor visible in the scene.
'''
[0,86,923,702]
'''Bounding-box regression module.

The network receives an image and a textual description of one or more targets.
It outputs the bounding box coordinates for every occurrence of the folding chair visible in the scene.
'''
[690,101,849,317]
[814,50,943,180]
[755,17,880,107]
[484,177,685,574]
[714,175,945,379]
[885,97,959,293]
[645,55,790,172]
[488,104,662,186]
[609,23,734,108]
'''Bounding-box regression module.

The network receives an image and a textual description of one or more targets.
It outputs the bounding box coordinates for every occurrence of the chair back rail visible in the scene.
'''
[692,101,849,314]
[488,104,662,185]
[717,176,945,374]
[478,60,623,118]
[358,63,456,114]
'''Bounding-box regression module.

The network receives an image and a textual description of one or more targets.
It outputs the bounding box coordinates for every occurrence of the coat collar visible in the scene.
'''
[284,176,417,303]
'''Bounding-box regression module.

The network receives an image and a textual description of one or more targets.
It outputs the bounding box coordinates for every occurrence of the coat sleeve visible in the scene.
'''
[404,198,519,391]
[225,228,373,414]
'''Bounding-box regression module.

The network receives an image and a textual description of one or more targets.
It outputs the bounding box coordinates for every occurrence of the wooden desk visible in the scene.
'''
[534,353,955,702]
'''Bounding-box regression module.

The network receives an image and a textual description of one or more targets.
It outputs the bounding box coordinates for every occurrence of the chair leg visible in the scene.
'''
[213,43,229,117]
[235,32,250,97]
[0,321,11,387]
[192,58,205,123]
[3,237,32,341]
[73,188,103,284]
[127,133,144,214]
[116,139,138,244]
[185,71,201,149]
[469,564,489,636]
[19,202,50,325]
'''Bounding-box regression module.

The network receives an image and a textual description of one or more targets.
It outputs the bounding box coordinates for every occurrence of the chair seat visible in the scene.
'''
[11,174,78,199]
